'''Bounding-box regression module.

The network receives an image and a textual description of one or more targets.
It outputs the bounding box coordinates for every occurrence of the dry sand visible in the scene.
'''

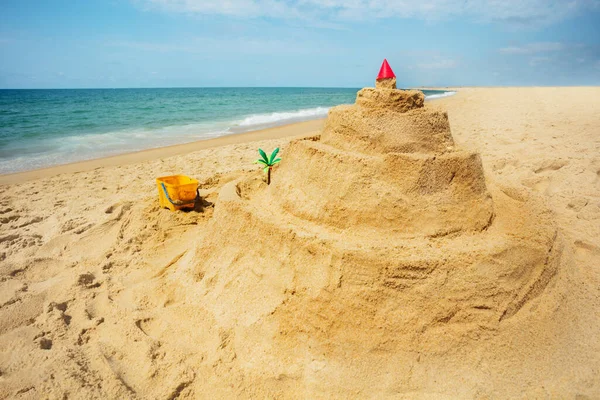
[1,87,599,399]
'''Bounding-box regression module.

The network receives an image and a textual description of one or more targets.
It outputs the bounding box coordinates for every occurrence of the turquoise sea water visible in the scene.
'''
[0,87,455,174]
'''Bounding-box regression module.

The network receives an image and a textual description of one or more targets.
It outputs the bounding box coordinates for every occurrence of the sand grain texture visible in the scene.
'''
[0,87,599,399]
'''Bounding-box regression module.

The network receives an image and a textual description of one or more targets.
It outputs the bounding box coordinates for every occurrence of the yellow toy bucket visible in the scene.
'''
[156,175,199,211]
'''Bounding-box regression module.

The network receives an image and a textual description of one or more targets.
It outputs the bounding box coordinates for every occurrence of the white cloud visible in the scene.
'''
[499,42,565,54]
[498,42,600,68]
[139,0,600,26]
[528,56,550,67]
[139,0,292,18]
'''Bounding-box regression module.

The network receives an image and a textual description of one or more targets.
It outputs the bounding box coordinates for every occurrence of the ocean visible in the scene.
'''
[0,87,455,174]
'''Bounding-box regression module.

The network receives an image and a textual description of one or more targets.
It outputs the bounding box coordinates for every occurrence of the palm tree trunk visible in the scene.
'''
[267,167,271,185]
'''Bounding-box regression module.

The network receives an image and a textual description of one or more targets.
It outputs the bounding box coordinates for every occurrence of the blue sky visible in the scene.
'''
[1,0,599,88]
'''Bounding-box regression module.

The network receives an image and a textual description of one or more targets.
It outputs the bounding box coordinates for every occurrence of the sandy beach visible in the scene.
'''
[1,87,599,398]
[0,119,326,185]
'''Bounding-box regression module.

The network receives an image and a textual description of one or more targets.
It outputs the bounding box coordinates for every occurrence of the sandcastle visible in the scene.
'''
[190,61,563,368]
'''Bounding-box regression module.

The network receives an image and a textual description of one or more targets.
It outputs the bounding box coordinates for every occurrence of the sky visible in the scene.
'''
[0,0,599,88]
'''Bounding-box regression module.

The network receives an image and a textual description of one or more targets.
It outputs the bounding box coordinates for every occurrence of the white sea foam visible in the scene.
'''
[234,107,330,131]
[0,122,232,174]
[425,91,457,100]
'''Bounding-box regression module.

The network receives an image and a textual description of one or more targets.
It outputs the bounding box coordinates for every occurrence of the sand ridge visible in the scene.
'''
[0,87,599,398]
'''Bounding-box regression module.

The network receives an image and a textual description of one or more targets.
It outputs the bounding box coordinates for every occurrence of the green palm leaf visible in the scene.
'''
[269,148,280,164]
[255,147,281,185]
[258,148,269,164]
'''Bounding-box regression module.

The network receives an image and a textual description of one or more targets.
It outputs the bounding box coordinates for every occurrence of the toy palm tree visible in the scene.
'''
[256,148,281,185]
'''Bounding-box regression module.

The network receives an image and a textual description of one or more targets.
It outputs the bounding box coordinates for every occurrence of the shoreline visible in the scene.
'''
[0,118,325,185]
[0,89,456,184]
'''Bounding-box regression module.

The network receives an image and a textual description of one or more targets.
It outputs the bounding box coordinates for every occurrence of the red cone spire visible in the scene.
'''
[376,59,396,80]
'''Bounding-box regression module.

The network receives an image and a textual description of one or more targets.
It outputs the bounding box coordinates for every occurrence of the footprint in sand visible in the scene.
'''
[567,197,589,212]
[574,240,600,256]
[519,159,570,195]
[491,157,519,173]
[532,158,569,174]
[59,217,93,234]
[573,241,600,278]
[521,175,552,194]
[577,203,600,221]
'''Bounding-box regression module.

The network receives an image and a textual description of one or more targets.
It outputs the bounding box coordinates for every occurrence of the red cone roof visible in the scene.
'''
[376,59,396,80]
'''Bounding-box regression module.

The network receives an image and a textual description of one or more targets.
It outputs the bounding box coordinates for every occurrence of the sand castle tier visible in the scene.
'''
[191,62,561,358]
[271,84,494,237]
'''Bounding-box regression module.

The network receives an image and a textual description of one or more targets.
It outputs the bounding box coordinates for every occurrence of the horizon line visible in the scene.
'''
[1,84,598,90]
[0,85,365,90]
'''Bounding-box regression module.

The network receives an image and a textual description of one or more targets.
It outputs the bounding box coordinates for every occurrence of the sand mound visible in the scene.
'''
[3,87,600,398]
[189,83,564,387]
